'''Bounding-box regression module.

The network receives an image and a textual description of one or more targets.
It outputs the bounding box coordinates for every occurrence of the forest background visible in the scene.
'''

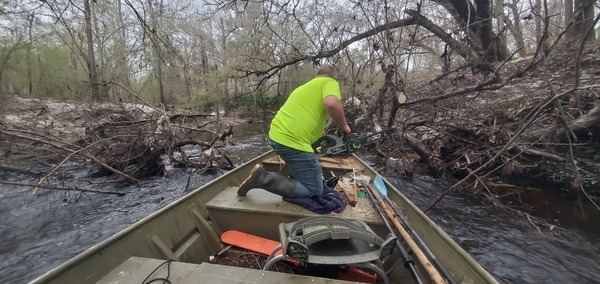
[0,0,599,217]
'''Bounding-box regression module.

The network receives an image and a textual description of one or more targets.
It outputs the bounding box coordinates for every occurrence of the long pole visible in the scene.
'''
[383,195,457,284]
[335,183,357,207]
[364,183,448,284]
[363,182,425,284]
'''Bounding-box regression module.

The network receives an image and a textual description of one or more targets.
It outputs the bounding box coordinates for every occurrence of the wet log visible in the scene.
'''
[404,135,446,177]
[561,104,600,142]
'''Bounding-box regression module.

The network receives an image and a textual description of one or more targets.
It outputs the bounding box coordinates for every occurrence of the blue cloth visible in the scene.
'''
[269,139,323,197]
[283,185,347,214]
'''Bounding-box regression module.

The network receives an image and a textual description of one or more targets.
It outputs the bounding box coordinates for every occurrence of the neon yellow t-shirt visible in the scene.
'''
[269,77,341,152]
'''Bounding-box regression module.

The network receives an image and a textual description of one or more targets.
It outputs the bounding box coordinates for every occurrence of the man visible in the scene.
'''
[238,64,351,198]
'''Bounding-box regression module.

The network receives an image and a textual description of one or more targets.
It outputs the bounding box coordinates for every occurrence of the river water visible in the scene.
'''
[1,123,598,283]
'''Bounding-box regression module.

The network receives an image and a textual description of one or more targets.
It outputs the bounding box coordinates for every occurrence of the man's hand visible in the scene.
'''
[340,124,351,135]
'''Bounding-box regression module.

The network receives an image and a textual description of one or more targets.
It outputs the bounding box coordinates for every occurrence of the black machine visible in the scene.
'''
[312,128,397,156]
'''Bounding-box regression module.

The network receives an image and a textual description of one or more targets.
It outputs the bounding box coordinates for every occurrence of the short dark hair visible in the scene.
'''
[316,64,336,78]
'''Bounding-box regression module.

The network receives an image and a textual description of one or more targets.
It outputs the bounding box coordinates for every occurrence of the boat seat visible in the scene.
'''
[97,256,359,284]
[206,186,386,241]
[264,216,396,284]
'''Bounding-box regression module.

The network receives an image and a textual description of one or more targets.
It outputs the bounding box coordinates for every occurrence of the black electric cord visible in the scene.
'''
[141,259,173,284]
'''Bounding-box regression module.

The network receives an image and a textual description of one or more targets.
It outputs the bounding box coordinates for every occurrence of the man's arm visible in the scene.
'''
[323,95,351,134]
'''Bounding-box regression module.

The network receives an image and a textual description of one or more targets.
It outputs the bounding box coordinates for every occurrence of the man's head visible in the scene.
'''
[316,64,336,79]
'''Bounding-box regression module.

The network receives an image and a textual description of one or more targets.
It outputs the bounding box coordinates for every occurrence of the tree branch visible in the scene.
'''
[248,17,418,78]
[405,9,478,61]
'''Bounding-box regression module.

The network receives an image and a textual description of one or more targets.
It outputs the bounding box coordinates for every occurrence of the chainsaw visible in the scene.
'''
[312,128,397,156]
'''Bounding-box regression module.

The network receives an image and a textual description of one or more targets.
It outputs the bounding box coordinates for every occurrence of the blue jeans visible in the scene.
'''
[269,139,323,198]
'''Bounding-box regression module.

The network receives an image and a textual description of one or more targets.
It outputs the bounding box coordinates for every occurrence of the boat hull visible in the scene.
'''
[31,151,497,284]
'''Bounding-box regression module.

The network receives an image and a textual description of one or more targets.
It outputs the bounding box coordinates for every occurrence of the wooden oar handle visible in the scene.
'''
[364,183,448,284]
[336,184,357,207]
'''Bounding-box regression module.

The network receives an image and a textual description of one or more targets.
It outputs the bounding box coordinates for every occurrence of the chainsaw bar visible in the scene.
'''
[312,128,397,156]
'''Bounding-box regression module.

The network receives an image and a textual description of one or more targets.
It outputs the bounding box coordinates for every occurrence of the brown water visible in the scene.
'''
[1,123,598,283]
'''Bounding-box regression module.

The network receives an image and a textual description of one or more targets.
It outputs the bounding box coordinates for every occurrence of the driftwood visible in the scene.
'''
[0,95,237,196]
[0,129,141,184]
[348,42,600,210]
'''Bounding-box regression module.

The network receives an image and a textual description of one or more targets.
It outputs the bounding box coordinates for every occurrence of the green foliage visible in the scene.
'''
[137,74,161,103]
[199,99,216,113]
[229,93,254,110]
[262,94,280,110]
[36,45,85,100]
[0,43,85,100]
[237,109,254,119]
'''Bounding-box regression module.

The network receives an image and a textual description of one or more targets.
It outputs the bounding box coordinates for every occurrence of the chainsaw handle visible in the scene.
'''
[313,128,396,156]
[312,135,343,155]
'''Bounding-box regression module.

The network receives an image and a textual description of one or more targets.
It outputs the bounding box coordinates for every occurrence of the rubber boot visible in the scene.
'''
[237,164,296,198]
[325,176,339,189]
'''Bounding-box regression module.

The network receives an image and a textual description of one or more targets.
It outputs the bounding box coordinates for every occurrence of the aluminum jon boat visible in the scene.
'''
[31,151,498,284]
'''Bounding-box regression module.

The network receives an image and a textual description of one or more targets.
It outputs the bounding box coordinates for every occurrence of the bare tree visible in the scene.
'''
[565,0,575,40]
[431,0,509,62]
[27,13,34,95]
[83,0,102,101]
[497,0,528,56]
[114,0,134,99]
[573,0,597,43]
[147,0,167,105]
[533,0,543,45]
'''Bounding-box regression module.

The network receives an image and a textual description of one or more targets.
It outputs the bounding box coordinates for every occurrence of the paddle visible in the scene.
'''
[374,175,387,197]
[362,181,425,284]
[372,175,457,284]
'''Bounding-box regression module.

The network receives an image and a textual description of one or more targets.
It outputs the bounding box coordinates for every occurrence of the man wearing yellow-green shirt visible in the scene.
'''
[238,64,351,198]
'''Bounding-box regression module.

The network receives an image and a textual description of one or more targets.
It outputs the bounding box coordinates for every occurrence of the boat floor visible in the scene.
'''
[97,256,357,283]
[263,155,366,173]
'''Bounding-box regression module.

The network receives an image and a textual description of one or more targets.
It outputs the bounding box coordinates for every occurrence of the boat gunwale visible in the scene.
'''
[29,151,273,283]
[353,155,498,283]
